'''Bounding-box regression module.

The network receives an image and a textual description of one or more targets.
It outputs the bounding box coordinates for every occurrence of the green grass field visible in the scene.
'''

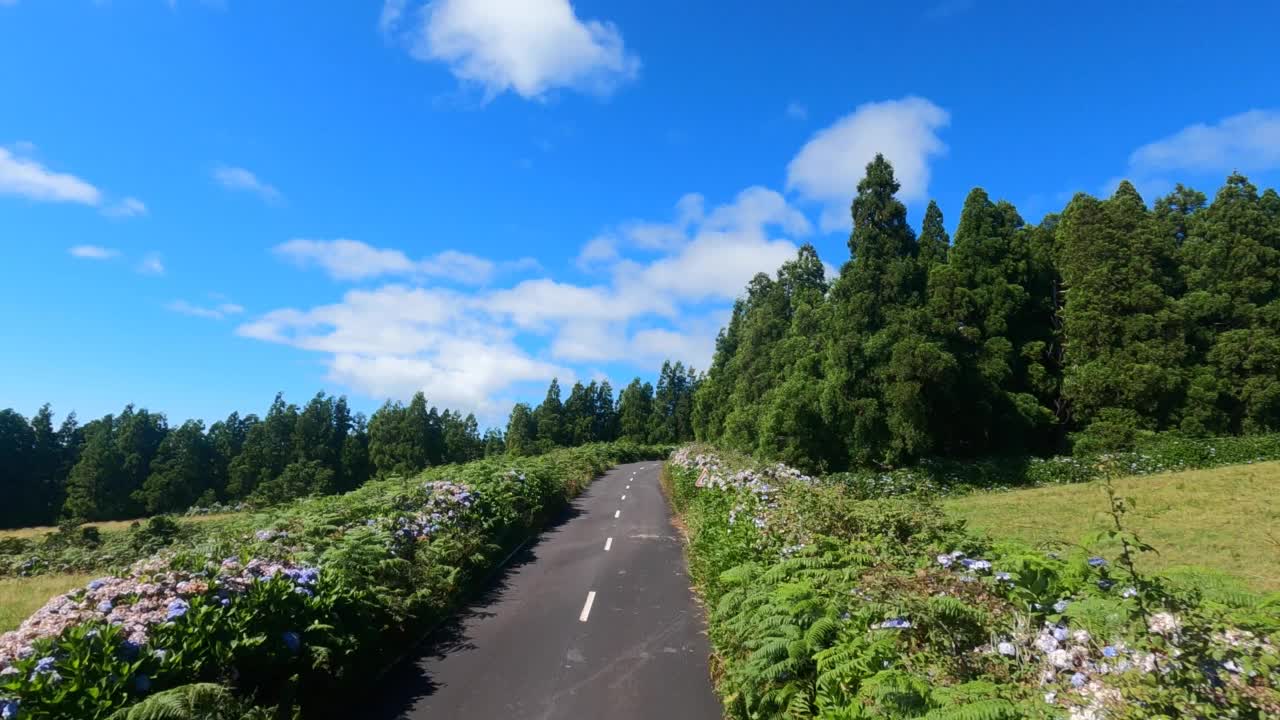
[0,512,237,540]
[0,573,97,633]
[945,461,1280,592]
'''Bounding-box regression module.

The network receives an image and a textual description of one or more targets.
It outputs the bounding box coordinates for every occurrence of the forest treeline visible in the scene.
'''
[695,155,1280,472]
[0,361,698,528]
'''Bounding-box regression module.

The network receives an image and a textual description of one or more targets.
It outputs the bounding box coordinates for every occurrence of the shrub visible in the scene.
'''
[0,442,668,718]
[667,445,1280,719]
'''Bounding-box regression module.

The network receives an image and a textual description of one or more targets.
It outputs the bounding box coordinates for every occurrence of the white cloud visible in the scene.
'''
[0,147,103,205]
[167,300,245,320]
[389,0,640,100]
[786,96,949,230]
[213,165,282,204]
[379,0,406,35]
[575,235,618,269]
[137,253,165,275]
[242,186,812,417]
[105,196,147,218]
[1128,109,1280,176]
[69,244,119,259]
[785,101,807,120]
[273,238,499,284]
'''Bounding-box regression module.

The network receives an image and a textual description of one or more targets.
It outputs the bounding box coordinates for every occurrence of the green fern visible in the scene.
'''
[105,683,256,720]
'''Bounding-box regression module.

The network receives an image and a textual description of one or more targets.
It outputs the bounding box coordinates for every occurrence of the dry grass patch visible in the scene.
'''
[945,461,1280,592]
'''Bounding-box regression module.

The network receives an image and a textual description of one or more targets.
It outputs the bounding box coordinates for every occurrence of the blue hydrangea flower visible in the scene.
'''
[1102,646,1118,658]
[219,597,231,608]
[152,649,168,662]
[120,640,140,660]
[878,618,912,630]
[166,599,189,621]
[1052,599,1070,613]
[1087,556,1107,568]
[996,641,1016,656]
[1121,587,1138,598]
[282,631,302,653]
[994,571,1013,582]
[32,657,56,675]
[134,674,151,693]
[0,699,18,720]
[1098,578,1114,590]
[97,601,113,613]
[1070,672,1087,688]
[87,579,107,591]
[1052,624,1069,642]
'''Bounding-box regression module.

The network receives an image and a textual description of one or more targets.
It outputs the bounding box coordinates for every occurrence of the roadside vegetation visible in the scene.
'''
[0,442,667,719]
[665,445,1280,719]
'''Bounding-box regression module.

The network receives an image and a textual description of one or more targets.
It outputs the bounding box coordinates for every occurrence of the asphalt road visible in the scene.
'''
[366,461,723,720]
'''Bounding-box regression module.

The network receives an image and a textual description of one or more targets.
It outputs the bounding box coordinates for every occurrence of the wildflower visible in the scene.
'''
[134,674,151,693]
[936,554,954,567]
[165,599,190,621]
[1121,587,1138,598]
[1035,634,1060,653]
[1070,672,1087,688]
[878,618,911,630]
[997,641,1017,657]
[282,631,302,653]
[1043,692,1056,705]
[1053,599,1070,613]
[1087,556,1107,568]
[1147,612,1180,636]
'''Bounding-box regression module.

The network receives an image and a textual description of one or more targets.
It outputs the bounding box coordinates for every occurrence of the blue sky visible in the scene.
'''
[2,0,1279,429]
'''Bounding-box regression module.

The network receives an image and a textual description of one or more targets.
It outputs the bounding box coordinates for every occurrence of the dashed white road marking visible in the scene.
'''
[604,537,613,551]
[579,591,596,622]
[614,509,621,519]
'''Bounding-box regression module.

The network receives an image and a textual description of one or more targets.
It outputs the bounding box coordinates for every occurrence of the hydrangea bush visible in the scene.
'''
[665,444,1280,719]
[0,442,666,719]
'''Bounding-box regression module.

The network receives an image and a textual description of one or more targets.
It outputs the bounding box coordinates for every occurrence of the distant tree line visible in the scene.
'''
[696,154,1280,471]
[0,364,698,528]
[504,361,700,455]
[0,392,491,528]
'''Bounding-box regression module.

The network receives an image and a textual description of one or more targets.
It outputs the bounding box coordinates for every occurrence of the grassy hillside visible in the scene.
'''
[945,461,1280,592]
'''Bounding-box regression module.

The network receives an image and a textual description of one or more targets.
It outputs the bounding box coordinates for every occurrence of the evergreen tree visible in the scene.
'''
[617,379,655,443]
[563,381,595,446]
[918,199,950,269]
[137,420,212,513]
[505,402,537,455]
[1056,182,1185,447]
[63,416,126,521]
[29,405,63,525]
[0,410,36,528]
[482,427,505,457]
[592,381,618,441]
[339,413,371,492]
[534,378,567,447]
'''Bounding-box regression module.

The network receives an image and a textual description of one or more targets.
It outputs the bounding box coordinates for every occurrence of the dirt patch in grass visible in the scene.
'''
[944,461,1280,592]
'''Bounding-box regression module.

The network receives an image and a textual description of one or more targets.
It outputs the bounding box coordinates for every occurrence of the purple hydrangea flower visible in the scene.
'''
[166,599,189,621]
[878,618,912,629]
[994,571,1013,582]
[97,601,113,613]
[32,657,56,675]
[1070,672,1087,688]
